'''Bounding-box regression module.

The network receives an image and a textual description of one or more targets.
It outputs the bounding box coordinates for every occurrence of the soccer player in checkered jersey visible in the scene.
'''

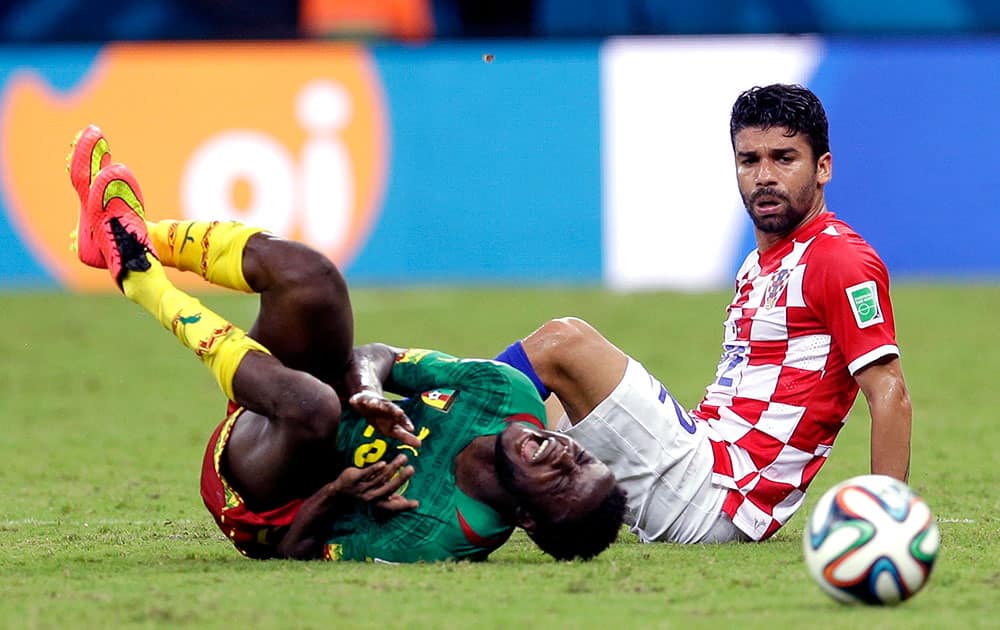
[496,83,911,543]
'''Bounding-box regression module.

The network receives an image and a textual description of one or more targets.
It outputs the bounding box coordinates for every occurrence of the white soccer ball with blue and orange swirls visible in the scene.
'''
[802,474,939,605]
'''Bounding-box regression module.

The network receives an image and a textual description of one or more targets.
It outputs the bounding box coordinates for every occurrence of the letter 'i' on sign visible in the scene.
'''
[298,80,353,249]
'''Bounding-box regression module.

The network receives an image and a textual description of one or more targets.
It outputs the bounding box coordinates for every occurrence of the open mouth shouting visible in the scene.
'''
[520,431,566,464]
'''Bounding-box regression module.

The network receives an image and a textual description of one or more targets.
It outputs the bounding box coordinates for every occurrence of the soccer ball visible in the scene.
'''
[802,474,939,605]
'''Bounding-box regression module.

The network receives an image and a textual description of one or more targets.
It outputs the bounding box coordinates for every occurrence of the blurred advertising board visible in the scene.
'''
[0,42,601,289]
[0,38,997,290]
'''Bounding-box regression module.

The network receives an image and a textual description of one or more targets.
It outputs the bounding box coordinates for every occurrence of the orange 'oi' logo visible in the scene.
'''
[0,43,388,291]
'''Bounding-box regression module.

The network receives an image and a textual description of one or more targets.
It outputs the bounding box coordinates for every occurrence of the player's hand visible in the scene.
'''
[332,454,419,512]
[349,391,422,449]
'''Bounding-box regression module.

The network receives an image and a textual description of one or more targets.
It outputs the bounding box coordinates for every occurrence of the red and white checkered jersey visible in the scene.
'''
[692,212,899,540]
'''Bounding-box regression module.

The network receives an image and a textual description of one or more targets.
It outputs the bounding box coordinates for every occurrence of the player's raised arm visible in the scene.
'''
[340,343,421,448]
[855,356,912,482]
[342,342,404,399]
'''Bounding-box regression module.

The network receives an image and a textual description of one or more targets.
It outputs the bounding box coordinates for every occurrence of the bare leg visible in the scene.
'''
[241,234,354,386]
[224,235,355,509]
[225,353,345,509]
[520,318,629,425]
[107,205,355,511]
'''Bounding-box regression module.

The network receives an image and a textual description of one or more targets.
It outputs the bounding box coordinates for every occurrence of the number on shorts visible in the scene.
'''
[655,380,697,435]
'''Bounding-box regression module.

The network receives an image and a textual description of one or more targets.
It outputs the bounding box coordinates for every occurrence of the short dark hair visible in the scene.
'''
[730,84,830,160]
[528,484,627,561]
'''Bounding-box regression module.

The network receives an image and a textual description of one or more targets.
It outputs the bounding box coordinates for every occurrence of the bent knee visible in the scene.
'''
[522,317,628,421]
[256,238,347,295]
[524,318,604,370]
[536,317,603,348]
[276,381,343,444]
[282,247,344,293]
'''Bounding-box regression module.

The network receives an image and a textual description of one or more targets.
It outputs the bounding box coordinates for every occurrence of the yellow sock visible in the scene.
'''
[122,255,270,401]
[147,220,264,293]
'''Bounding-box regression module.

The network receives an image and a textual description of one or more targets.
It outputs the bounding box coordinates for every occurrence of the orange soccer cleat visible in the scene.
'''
[67,124,113,268]
[84,163,157,289]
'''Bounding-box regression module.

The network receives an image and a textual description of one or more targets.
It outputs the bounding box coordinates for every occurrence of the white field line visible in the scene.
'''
[2,519,200,527]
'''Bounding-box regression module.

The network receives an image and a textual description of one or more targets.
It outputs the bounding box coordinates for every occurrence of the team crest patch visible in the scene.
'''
[421,388,457,412]
[764,269,791,309]
[846,280,884,328]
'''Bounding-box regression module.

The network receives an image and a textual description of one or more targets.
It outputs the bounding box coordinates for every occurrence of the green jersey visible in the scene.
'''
[325,349,546,563]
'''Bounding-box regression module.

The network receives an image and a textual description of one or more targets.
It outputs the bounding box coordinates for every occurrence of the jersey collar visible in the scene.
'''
[758,211,836,269]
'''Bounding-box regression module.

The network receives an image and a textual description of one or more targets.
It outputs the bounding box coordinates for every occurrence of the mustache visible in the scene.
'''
[750,187,790,204]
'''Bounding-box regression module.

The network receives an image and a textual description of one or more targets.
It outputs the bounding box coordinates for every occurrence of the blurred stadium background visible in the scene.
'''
[0,0,998,292]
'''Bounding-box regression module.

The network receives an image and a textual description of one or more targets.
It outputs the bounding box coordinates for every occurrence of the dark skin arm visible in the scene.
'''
[276,454,418,559]
[341,342,402,398]
[341,343,422,449]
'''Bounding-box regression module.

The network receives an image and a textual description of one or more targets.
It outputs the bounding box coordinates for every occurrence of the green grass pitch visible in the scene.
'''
[1,284,997,628]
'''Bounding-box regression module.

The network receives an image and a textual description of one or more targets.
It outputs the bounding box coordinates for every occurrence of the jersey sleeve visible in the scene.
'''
[390,349,545,419]
[806,235,899,374]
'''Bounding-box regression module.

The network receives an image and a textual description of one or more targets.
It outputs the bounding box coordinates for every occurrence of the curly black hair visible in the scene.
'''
[527,483,628,561]
[730,84,830,160]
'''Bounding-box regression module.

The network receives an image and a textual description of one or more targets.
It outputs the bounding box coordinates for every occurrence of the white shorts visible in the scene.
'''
[558,357,749,544]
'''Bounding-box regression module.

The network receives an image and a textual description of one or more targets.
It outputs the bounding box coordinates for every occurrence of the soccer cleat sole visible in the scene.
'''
[67,124,112,268]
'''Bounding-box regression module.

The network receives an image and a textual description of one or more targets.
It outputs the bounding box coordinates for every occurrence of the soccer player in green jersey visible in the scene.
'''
[278,344,623,562]
[67,125,626,563]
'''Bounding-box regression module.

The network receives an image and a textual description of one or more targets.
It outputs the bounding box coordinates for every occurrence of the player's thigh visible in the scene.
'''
[523,317,628,423]
[558,358,716,541]
[223,410,332,510]
[245,238,354,383]
[559,357,703,468]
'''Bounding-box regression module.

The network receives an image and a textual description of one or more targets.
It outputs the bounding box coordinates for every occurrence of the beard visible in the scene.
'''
[742,186,812,235]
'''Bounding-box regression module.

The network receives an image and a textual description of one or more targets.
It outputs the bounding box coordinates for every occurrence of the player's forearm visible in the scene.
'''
[342,343,403,398]
[276,482,344,560]
[856,358,912,482]
[868,394,912,482]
